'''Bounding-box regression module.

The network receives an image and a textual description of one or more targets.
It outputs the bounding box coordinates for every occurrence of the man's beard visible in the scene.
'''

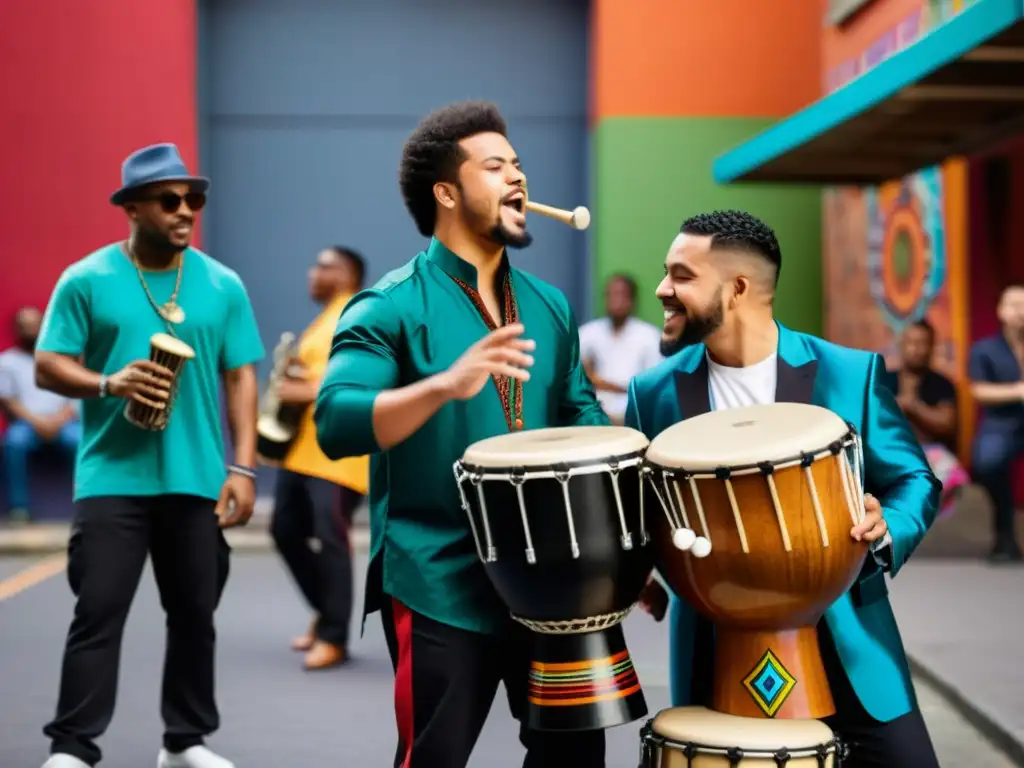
[137,222,184,253]
[488,221,533,249]
[659,298,724,357]
[17,336,36,353]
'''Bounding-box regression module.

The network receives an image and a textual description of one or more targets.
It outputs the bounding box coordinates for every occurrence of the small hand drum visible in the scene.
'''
[643,403,868,719]
[640,707,843,767]
[124,333,195,431]
[454,426,654,731]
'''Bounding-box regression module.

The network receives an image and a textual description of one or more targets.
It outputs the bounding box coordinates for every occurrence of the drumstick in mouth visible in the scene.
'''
[525,200,591,231]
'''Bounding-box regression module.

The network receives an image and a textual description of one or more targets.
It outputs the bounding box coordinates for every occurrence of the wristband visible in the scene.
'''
[98,375,108,398]
[228,464,257,480]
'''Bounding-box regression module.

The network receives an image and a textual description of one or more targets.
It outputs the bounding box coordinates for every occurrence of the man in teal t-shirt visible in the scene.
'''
[34,144,264,768]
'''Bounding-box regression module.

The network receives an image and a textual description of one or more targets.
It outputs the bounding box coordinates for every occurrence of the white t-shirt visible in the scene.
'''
[707,351,778,410]
[579,316,663,419]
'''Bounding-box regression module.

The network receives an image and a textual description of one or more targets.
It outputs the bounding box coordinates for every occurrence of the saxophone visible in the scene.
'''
[256,332,307,466]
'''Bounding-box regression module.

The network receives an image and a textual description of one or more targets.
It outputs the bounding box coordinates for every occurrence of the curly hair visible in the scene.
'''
[399,101,508,237]
[680,210,782,285]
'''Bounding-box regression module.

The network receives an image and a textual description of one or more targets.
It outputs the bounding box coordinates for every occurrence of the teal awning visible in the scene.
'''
[714,0,1024,185]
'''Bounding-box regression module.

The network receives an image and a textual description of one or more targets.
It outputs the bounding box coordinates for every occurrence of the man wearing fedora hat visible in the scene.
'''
[33,143,265,768]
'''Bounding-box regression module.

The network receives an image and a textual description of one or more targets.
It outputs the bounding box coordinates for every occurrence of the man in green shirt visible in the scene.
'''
[315,102,609,767]
[33,144,264,768]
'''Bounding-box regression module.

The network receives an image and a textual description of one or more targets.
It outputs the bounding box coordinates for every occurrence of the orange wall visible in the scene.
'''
[592,0,822,118]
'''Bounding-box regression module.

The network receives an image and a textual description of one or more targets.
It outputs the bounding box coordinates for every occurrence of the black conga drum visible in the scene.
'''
[454,425,654,731]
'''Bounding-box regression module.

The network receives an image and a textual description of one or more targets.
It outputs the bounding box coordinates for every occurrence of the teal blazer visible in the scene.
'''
[625,323,941,723]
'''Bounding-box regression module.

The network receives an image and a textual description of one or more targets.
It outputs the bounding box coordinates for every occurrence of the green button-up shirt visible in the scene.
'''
[314,238,608,634]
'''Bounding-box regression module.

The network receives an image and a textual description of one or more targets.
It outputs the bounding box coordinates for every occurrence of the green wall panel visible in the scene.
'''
[593,117,823,336]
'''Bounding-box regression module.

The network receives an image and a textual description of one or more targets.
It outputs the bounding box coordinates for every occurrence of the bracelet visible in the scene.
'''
[228,464,257,480]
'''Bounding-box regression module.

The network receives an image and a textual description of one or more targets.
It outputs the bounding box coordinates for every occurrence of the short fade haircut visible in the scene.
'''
[680,210,782,287]
[399,101,508,237]
[328,245,366,288]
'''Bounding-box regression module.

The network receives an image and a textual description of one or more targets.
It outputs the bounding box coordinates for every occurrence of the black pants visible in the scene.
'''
[380,598,606,768]
[44,495,229,767]
[818,623,940,768]
[270,469,358,647]
[684,618,939,768]
[972,427,1024,554]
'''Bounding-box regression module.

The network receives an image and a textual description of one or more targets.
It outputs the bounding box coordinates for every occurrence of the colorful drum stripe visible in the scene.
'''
[528,649,642,707]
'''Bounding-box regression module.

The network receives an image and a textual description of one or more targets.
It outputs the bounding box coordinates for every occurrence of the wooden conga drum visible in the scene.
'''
[643,403,868,720]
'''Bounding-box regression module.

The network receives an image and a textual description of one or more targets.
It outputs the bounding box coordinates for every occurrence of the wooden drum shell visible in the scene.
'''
[650,453,868,630]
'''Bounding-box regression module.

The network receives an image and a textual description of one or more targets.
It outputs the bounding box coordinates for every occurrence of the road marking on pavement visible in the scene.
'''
[0,554,67,602]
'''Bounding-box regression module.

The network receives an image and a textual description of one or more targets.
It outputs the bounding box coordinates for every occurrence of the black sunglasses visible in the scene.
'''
[136,191,207,214]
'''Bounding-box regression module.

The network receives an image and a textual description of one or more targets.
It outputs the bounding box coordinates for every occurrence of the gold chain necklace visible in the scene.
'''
[125,240,186,325]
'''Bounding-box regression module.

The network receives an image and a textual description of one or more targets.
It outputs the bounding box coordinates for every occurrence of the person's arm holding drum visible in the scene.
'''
[854,354,942,576]
[315,290,534,457]
[215,277,265,529]
[34,269,173,404]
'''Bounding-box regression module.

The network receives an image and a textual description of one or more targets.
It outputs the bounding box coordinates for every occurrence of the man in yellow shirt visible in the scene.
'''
[271,245,368,670]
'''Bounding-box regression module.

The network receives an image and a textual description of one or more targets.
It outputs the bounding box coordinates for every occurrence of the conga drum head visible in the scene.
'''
[150,333,196,362]
[644,403,849,470]
[462,425,650,469]
[641,706,840,766]
[456,425,653,732]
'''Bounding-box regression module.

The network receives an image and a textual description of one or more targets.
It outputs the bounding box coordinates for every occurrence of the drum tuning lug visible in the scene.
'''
[525,548,536,564]
[570,542,580,559]
[621,533,634,550]
[640,531,650,546]
[486,546,498,562]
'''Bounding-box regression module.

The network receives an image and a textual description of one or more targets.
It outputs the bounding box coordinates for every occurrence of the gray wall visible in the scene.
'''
[197,0,592,383]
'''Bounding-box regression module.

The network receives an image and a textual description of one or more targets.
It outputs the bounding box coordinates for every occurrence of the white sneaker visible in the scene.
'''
[157,746,236,768]
[42,756,91,768]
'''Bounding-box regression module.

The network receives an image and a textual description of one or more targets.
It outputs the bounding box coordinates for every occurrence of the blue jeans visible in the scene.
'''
[972,426,1024,547]
[2,419,80,511]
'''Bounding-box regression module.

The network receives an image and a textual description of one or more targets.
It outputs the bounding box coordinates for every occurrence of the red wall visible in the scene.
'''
[0,1,199,350]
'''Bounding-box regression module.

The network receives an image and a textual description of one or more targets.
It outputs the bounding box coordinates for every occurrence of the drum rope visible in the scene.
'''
[513,606,632,635]
[837,453,859,528]
[718,472,750,554]
[452,464,488,563]
[472,480,498,561]
[802,460,831,547]
[608,469,634,550]
[852,435,866,522]
[512,481,537,564]
[555,470,581,559]
[763,472,793,552]
[645,470,683,532]
[638,474,649,546]
[686,477,711,546]
[668,476,694,531]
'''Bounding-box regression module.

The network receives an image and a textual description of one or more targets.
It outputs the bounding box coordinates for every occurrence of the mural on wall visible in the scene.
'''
[824,167,958,383]
[822,0,971,386]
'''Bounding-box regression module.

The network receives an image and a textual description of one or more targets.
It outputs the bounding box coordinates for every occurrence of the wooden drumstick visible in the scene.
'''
[525,200,591,231]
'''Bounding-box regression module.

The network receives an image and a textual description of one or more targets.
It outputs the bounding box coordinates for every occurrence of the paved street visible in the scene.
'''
[0,548,1019,767]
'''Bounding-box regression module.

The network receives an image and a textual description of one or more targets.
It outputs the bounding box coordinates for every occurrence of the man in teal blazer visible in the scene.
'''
[627,211,941,768]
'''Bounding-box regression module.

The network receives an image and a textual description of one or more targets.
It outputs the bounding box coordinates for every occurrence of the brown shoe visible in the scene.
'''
[303,640,346,670]
[290,618,318,652]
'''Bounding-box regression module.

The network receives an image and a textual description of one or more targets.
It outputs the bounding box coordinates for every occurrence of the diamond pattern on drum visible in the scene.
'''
[742,649,797,718]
